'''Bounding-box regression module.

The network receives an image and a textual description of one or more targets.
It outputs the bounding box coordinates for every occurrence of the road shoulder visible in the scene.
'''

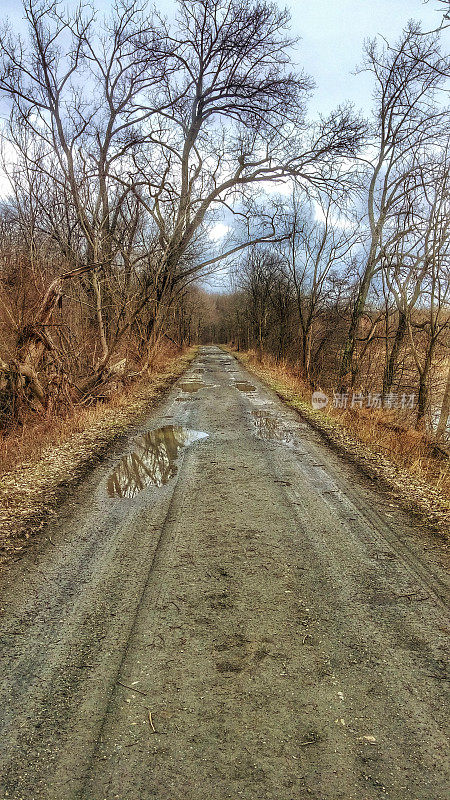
[226,348,449,547]
[0,348,198,568]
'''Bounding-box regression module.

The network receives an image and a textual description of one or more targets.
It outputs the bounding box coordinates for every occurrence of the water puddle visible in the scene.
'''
[235,381,256,393]
[179,380,205,393]
[251,410,295,447]
[107,426,208,499]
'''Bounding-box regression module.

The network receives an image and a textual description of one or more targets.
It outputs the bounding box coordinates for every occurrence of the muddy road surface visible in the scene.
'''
[0,346,449,800]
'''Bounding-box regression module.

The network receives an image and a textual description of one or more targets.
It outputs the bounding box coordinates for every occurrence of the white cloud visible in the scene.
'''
[0,136,16,199]
[0,170,12,200]
[313,200,355,230]
[259,179,294,197]
[208,222,232,241]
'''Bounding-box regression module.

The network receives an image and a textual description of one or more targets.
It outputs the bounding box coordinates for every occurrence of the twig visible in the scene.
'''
[117,680,147,697]
[394,592,429,601]
[147,709,157,733]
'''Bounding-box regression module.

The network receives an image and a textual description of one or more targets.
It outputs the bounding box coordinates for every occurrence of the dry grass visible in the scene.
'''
[232,348,450,534]
[0,344,183,476]
[0,345,198,564]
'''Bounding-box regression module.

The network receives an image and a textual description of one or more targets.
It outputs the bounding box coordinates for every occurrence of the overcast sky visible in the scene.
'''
[1,0,447,117]
[290,0,448,113]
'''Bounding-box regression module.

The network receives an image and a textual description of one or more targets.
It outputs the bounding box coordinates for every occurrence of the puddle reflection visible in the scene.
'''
[179,380,205,393]
[107,426,208,498]
[235,381,256,392]
[251,410,294,446]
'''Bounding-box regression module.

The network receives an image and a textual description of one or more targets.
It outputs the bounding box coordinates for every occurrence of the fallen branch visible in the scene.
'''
[117,681,147,697]
[147,709,157,733]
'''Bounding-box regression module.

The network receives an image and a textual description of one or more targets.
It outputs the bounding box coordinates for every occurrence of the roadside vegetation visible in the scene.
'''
[0,345,197,564]
[0,0,363,432]
[231,349,450,533]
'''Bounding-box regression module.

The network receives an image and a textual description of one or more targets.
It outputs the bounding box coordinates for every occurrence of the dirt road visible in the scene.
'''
[0,346,448,800]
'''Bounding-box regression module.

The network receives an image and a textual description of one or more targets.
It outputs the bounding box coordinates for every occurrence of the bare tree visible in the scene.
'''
[279,189,359,382]
[0,0,172,384]
[383,153,450,427]
[339,22,449,387]
[121,0,364,323]
[0,0,364,411]
[436,363,450,439]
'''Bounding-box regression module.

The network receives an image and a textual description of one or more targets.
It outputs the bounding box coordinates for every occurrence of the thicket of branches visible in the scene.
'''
[0,0,448,439]
[0,0,363,427]
[214,22,450,436]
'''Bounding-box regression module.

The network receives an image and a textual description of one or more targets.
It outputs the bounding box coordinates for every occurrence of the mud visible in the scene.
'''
[251,408,297,447]
[0,346,448,800]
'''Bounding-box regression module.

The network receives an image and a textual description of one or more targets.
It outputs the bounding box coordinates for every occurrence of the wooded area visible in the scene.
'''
[0,0,448,442]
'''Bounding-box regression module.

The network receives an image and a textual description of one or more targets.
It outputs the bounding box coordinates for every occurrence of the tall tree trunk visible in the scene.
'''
[436,363,450,439]
[383,311,407,395]
[92,270,109,366]
[339,255,376,389]
[301,326,312,383]
[416,348,434,430]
